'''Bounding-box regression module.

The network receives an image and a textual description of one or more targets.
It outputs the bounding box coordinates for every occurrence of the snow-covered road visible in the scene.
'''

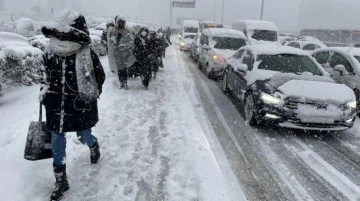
[0,45,244,201]
[2,42,360,201]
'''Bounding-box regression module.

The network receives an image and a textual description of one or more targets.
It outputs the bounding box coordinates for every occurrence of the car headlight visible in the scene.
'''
[180,42,185,46]
[212,54,219,61]
[346,100,357,109]
[260,93,285,105]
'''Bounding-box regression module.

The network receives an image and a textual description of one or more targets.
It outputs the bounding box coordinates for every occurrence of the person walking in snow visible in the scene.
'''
[107,16,136,89]
[165,26,172,45]
[148,30,163,78]
[134,27,153,89]
[39,10,105,201]
[157,28,169,58]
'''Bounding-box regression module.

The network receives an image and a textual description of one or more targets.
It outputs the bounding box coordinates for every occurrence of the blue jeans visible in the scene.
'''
[51,128,97,173]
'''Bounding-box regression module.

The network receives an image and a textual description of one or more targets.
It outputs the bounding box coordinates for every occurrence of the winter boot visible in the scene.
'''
[50,172,69,201]
[90,141,100,164]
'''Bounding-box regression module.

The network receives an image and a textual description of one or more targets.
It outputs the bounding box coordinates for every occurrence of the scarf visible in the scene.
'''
[48,38,99,102]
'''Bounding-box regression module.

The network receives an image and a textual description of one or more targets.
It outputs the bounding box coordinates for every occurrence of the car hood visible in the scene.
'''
[277,79,355,103]
[213,49,236,59]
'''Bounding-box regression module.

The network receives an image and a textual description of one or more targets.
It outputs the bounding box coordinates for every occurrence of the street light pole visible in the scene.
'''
[170,1,173,27]
[221,0,225,24]
[260,0,265,20]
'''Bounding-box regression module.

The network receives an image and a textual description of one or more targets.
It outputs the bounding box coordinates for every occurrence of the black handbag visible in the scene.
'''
[24,103,53,160]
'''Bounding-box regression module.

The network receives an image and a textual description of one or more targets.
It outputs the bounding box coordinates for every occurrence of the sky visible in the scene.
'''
[2,0,360,32]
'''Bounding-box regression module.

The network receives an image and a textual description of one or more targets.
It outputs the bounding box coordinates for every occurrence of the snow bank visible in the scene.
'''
[0,31,28,43]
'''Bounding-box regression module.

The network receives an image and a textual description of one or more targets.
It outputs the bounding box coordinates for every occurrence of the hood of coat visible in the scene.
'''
[41,9,91,45]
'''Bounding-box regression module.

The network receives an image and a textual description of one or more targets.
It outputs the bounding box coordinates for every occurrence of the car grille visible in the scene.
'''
[285,97,328,110]
[289,120,347,128]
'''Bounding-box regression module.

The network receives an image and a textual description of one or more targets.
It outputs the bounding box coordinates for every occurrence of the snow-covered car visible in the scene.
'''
[198,28,248,78]
[297,36,322,42]
[232,20,280,44]
[311,47,360,107]
[222,45,357,131]
[179,34,195,51]
[286,40,327,53]
[189,33,201,62]
[15,18,37,37]
[279,36,296,45]
[90,34,107,56]
[0,32,43,85]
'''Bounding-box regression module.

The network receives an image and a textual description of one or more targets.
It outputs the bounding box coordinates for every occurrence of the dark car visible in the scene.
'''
[222,45,357,131]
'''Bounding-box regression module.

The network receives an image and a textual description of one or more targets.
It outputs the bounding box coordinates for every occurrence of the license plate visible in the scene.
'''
[300,116,334,124]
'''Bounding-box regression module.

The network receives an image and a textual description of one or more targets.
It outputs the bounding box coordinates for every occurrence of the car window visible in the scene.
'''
[303,44,320,51]
[257,54,323,75]
[213,37,247,50]
[251,30,277,42]
[242,51,254,71]
[288,42,300,48]
[312,51,330,65]
[328,53,354,74]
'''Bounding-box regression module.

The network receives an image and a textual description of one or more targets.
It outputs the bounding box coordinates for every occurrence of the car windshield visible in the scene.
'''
[212,37,246,50]
[251,30,277,42]
[257,54,323,75]
[184,27,198,33]
[184,35,195,39]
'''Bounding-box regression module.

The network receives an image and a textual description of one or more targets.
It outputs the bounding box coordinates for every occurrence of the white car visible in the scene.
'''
[286,40,327,53]
[223,45,357,130]
[179,34,195,51]
[198,28,248,78]
[312,47,360,108]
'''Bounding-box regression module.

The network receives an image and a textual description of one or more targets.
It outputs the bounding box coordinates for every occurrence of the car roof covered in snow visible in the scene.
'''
[241,44,310,56]
[203,28,246,39]
[0,31,28,43]
[182,20,199,27]
[313,47,360,57]
[233,20,278,31]
[288,40,327,48]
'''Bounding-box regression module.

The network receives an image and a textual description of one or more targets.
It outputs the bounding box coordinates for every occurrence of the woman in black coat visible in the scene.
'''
[40,10,105,201]
[133,27,153,88]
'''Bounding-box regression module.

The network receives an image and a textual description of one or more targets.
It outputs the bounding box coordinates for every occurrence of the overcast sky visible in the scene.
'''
[3,0,360,32]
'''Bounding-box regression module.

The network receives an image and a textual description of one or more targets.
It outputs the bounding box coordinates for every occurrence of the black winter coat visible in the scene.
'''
[134,36,152,64]
[148,36,163,57]
[41,49,105,133]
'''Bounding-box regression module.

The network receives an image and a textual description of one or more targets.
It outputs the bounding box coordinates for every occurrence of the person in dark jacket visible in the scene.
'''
[134,27,153,89]
[165,26,172,45]
[157,28,169,58]
[148,30,162,78]
[40,9,105,201]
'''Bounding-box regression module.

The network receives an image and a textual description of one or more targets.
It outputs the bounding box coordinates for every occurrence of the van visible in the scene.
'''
[232,20,279,44]
[182,20,199,36]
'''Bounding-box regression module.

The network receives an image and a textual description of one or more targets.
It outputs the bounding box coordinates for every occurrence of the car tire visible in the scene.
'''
[198,60,202,70]
[245,94,258,126]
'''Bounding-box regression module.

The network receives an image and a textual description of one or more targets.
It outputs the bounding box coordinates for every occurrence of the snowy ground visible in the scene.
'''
[0,45,244,201]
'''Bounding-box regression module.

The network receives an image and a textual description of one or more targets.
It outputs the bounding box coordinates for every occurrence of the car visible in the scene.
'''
[286,40,327,53]
[279,36,296,46]
[232,20,280,44]
[15,18,37,37]
[222,44,357,131]
[198,28,248,78]
[311,47,360,107]
[189,33,201,62]
[179,34,195,51]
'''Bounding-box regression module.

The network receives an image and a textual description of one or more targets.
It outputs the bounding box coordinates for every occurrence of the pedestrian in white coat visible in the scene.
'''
[107,16,136,89]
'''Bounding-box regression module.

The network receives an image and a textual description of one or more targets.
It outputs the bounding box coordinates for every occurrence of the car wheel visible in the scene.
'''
[198,60,202,69]
[222,72,229,92]
[245,94,258,126]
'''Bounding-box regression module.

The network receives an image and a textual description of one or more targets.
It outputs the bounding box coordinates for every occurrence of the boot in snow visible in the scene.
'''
[90,141,100,164]
[50,172,69,201]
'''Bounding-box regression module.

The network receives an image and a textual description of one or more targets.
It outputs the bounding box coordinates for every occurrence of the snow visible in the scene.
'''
[205,28,246,39]
[278,80,355,103]
[0,31,28,43]
[0,41,43,58]
[244,44,310,56]
[182,20,199,27]
[0,45,240,200]
[233,20,278,31]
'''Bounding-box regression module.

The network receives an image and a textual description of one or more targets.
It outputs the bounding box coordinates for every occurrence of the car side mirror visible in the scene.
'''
[334,64,348,76]
[236,64,248,75]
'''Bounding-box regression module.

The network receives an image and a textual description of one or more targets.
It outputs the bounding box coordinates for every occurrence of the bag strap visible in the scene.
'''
[39,103,43,122]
